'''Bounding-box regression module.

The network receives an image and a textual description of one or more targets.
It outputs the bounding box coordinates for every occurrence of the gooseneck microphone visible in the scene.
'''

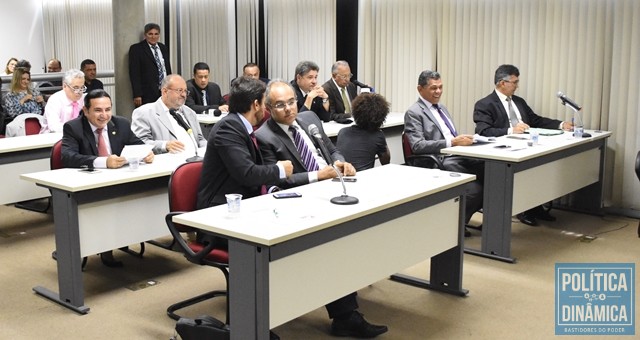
[169,109,203,162]
[307,124,358,205]
[351,79,371,89]
[556,91,582,111]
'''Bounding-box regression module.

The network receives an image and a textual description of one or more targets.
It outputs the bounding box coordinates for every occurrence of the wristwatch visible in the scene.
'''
[322,98,329,104]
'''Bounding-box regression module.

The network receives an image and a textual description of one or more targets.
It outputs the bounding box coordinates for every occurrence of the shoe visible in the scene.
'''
[535,209,556,222]
[270,331,280,340]
[100,251,123,267]
[331,311,388,338]
[516,213,538,227]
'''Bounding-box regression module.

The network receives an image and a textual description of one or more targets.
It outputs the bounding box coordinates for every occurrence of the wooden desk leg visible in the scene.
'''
[33,189,89,314]
[464,161,517,263]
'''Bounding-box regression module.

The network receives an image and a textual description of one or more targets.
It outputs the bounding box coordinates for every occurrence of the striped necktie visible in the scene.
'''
[289,126,319,171]
[151,45,164,86]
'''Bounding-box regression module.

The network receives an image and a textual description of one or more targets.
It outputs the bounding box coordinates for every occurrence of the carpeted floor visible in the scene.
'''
[0,202,637,339]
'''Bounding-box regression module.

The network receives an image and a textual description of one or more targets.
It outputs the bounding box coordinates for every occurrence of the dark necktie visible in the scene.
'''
[249,132,267,195]
[506,97,519,127]
[433,104,457,137]
[289,126,319,171]
[95,128,109,156]
[151,45,164,86]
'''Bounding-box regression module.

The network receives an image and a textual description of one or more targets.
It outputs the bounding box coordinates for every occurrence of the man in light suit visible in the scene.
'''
[61,89,154,266]
[255,80,388,339]
[128,23,172,107]
[185,62,228,114]
[322,60,358,122]
[132,74,207,155]
[473,64,572,226]
[404,70,483,232]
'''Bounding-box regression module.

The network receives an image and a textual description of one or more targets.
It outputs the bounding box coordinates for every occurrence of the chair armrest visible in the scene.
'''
[165,211,218,263]
[406,154,445,170]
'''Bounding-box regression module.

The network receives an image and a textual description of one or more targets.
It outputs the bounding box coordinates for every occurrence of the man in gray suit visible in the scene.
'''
[132,74,207,155]
[255,80,388,338]
[404,70,483,231]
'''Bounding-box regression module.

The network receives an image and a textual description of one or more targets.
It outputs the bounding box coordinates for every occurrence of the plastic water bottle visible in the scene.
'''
[574,125,584,138]
[530,130,539,145]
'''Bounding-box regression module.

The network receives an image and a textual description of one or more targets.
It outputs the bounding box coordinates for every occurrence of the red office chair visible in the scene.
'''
[25,117,42,135]
[165,161,230,322]
[401,132,444,169]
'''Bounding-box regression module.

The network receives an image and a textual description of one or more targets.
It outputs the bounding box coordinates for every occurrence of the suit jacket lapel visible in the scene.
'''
[491,92,510,128]
[419,99,445,137]
[155,101,178,139]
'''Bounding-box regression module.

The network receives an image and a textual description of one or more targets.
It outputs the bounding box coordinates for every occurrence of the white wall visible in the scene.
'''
[0,0,45,73]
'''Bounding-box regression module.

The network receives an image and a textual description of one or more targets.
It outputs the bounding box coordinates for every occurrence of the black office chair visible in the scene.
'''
[165,161,230,322]
[401,132,445,169]
[636,151,640,237]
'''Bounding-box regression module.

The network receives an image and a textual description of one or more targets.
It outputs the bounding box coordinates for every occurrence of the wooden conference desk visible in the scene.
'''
[174,164,474,339]
[442,130,611,263]
[20,151,201,313]
[197,111,406,165]
[0,133,61,205]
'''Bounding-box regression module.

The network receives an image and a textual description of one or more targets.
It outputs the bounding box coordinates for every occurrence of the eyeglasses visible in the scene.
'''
[66,84,87,94]
[272,99,297,110]
[336,73,353,80]
[166,88,190,96]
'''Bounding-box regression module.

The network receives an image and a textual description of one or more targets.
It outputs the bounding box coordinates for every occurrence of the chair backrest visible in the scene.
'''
[635,151,640,182]
[50,140,63,170]
[169,161,203,213]
[25,117,41,135]
[401,132,413,163]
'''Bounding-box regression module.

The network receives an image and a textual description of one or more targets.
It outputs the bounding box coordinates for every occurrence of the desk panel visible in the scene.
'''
[0,158,50,204]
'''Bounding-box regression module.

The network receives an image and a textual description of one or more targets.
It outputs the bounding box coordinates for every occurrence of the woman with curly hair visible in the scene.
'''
[336,92,390,171]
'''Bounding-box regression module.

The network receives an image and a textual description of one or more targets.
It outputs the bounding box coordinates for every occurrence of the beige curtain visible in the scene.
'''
[264,0,336,82]
[361,0,640,210]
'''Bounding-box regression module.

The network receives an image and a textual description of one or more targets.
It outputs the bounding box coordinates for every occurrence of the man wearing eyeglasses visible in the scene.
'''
[290,60,331,122]
[40,69,86,133]
[255,80,387,338]
[322,60,358,123]
[132,74,207,155]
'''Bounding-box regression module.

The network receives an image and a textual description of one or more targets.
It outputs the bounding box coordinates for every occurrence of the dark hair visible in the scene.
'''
[193,62,210,74]
[84,89,111,109]
[243,62,258,71]
[228,77,266,114]
[418,70,441,86]
[80,59,96,70]
[351,93,390,131]
[144,23,161,33]
[294,61,319,77]
[16,59,31,70]
[494,64,519,85]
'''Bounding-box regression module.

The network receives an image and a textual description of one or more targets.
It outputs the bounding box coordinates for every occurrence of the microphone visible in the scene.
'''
[351,79,370,89]
[213,109,222,117]
[307,124,358,205]
[556,91,582,111]
[169,109,203,162]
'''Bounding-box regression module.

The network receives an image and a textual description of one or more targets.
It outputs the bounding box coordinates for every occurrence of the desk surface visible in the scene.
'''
[0,133,62,154]
[442,130,612,162]
[20,149,202,192]
[174,164,474,246]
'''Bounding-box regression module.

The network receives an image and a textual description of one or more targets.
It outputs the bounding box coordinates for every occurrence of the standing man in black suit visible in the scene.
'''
[196,77,293,210]
[128,23,171,107]
[61,89,154,266]
[322,60,358,122]
[255,80,388,338]
[473,64,573,226]
[185,62,228,114]
[290,60,331,122]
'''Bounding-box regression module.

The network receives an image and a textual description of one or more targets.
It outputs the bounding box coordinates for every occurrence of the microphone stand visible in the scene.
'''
[561,102,591,138]
[170,109,203,162]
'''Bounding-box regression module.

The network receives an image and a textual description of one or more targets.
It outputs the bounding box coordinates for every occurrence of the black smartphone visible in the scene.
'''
[332,177,357,182]
[273,192,302,199]
[494,145,511,149]
[78,168,100,173]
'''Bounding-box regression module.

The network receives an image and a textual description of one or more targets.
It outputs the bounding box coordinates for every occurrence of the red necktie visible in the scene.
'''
[95,128,109,156]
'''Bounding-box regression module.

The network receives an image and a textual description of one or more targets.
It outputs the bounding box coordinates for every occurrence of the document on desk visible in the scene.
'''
[473,134,496,144]
[120,144,153,159]
[525,128,564,136]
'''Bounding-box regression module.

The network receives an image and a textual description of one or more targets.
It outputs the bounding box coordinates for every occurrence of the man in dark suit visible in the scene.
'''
[290,60,331,122]
[81,59,104,93]
[473,64,573,226]
[322,60,358,122]
[404,70,483,235]
[128,23,171,107]
[196,77,293,210]
[185,62,228,114]
[242,62,270,84]
[61,89,154,266]
[255,80,388,339]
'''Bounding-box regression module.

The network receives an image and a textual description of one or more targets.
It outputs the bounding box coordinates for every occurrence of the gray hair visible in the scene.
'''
[265,79,296,107]
[331,60,350,74]
[418,70,440,86]
[294,61,319,77]
[63,69,85,84]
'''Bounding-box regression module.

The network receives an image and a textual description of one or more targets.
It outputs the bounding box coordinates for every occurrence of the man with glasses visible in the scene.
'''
[473,64,573,226]
[255,80,387,338]
[291,60,331,122]
[322,60,358,123]
[132,74,206,155]
[41,69,86,133]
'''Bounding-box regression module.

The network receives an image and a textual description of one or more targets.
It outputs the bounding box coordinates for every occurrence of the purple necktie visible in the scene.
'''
[433,104,457,137]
